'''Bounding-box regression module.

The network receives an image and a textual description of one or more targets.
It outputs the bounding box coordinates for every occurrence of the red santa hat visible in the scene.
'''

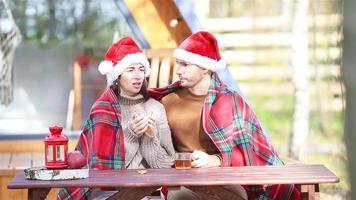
[173,31,226,71]
[98,36,150,86]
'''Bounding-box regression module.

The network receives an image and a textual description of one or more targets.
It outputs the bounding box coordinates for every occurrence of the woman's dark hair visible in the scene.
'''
[111,78,149,101]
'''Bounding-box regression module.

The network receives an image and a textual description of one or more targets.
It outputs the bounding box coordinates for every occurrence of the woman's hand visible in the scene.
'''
[129,112,149,136]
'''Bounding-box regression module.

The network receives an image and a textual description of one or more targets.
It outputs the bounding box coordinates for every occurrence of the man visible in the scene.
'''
[149,31,301,199]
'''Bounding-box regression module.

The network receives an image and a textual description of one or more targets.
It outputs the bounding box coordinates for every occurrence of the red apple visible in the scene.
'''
[67,150,87,169]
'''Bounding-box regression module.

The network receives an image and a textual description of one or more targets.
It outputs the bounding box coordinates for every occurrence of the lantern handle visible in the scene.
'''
[49,125,63,136]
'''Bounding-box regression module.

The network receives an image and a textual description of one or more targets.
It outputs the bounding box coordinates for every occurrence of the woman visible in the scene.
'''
[58,37,175,200]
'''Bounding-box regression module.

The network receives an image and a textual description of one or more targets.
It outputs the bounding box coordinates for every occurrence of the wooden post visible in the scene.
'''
[158,57,171,87]
[144,48,175,88]
[73,62,82,130]
[300,184,319,200]
[148,58,160,88]
[172,62,179,83]
[28,188,50,200]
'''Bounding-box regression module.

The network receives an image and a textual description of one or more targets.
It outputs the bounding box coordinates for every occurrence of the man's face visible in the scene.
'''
[176,59,206,88]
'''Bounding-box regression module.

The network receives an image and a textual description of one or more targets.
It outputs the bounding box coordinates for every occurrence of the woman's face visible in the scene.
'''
[119,63,145,96]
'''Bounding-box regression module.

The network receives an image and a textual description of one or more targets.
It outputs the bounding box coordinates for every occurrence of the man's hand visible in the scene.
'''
[191,150,221,168]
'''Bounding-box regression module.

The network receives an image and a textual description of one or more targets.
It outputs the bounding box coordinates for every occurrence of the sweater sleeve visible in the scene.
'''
[123,123,141,168]
[140,102,175,168]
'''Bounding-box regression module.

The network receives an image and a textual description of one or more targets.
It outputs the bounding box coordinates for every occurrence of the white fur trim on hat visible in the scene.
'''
[102,52,150,86]
[174,48,219,71]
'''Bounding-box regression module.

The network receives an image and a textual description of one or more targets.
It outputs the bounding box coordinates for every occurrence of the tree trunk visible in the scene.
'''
[342,0,356,198]
[0,0,22,105]
[311,0,326,134]
[288,0,310,160]
[47,0,56,40]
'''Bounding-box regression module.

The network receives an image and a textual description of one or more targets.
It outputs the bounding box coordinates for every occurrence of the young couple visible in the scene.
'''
[58,32,301,200]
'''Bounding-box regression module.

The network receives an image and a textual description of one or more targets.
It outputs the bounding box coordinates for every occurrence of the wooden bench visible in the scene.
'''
[7,164,339,200]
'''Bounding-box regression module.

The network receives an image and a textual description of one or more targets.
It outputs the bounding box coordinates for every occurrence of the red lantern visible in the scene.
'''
[45,125,68,169]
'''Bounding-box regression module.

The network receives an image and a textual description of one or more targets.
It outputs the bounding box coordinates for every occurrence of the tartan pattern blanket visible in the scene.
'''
[57,88,125,200]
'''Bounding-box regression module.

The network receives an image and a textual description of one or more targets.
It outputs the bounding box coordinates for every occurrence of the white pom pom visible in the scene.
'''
[216,60,227,70]
[98,60,113,75]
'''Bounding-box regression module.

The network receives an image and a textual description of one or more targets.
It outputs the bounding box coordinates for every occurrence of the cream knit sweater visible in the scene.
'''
[118,92,175,169]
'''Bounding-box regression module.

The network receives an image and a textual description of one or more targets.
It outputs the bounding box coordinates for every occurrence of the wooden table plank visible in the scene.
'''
[8,165,339,189]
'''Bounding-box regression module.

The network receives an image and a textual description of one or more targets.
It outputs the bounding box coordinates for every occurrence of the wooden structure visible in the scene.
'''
[8,165,339,200]
[122,0,192,48]
[144,48,178,88]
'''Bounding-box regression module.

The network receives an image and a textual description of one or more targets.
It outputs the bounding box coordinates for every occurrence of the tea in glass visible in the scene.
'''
[175,153,192,169]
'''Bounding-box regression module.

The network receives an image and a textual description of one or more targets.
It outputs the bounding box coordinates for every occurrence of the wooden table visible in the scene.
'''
[7,164,339,200]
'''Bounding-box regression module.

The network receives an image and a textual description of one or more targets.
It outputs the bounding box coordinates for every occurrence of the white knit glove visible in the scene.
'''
[191,150,221,168]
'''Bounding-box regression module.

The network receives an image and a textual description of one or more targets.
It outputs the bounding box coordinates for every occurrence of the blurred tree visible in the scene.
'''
[8,0,121,48]
[342,0,356,198]
[47,0,56,41]
[0,0,22,105]
[288,0,310,160]
[311,0,326,134]
[12,0,27,36]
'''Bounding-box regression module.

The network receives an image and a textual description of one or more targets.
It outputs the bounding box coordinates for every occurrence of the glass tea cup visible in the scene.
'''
[175,152,192,169]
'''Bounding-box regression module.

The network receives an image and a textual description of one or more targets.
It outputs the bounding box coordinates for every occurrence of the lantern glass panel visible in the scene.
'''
[56,145,65,161]
[47,145,53,161]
